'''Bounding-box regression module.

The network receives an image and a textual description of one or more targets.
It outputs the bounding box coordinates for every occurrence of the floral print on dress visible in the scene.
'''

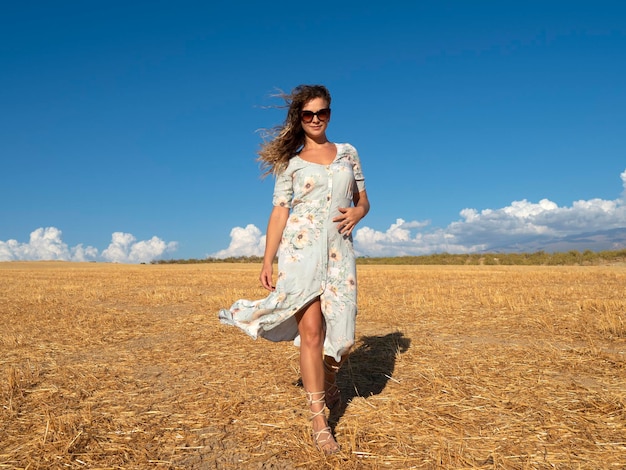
[218,143,366,362]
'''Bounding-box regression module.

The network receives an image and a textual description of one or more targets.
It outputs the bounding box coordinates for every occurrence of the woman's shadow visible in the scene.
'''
[329,331,410,427]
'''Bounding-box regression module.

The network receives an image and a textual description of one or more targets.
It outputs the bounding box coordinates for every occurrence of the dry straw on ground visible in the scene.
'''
[1,262,625,469]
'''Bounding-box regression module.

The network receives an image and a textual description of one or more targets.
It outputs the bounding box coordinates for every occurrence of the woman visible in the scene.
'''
[219,84,370,454]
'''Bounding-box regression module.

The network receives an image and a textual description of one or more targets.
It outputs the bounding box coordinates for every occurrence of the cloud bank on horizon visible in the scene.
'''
[2,170,625,263]
[212,169,626,258]
[0,228,178,263]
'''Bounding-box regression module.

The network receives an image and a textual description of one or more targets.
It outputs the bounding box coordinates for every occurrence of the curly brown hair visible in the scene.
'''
[257,84,332,177]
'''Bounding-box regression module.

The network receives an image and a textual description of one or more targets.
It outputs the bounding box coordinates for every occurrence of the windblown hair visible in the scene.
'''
[257,84,332,177]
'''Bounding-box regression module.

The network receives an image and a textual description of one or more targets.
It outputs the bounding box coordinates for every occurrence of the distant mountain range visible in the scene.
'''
[489,227,626,253]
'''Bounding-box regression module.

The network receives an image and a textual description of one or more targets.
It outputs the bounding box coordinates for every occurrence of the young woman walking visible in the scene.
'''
[219,84,370,454]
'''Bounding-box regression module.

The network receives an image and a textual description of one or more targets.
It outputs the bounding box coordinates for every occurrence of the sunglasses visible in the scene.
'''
[300,108,331,123]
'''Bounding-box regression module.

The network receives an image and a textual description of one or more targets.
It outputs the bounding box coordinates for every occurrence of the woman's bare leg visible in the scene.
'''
[296,299,339,454]
[323,355,342,410]
[297,300,325,394]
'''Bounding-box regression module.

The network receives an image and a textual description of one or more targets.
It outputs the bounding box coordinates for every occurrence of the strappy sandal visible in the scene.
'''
[323,359,342,411]
[306,391,340,455]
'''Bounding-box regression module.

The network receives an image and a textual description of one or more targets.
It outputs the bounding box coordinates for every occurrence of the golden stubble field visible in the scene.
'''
[1,262,625,469]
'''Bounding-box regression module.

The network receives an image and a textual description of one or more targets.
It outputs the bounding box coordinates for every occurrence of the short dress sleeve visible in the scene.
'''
[345,143,366,193]
[272,164,294,208]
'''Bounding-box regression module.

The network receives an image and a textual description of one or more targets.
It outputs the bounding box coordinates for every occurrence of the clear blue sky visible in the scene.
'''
[1,1,625,262]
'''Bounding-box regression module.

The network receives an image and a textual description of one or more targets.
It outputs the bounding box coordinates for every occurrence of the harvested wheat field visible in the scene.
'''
[1,262,625,469]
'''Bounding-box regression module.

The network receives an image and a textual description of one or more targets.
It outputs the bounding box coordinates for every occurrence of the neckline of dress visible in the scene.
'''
[296,143,340,166]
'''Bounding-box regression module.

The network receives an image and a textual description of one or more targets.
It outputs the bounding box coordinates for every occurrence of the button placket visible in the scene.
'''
[320,164,334,293]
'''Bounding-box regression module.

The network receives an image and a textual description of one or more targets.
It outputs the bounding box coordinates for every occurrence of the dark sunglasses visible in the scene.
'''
[300,108,331,123]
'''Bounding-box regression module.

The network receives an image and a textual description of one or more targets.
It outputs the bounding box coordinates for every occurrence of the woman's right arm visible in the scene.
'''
[260,205,289,291]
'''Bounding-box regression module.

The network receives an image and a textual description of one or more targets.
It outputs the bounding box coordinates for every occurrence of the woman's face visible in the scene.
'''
[300,97,330,139]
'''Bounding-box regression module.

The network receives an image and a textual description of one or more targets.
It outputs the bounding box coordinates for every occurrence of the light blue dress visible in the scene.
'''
[218,143,366,362]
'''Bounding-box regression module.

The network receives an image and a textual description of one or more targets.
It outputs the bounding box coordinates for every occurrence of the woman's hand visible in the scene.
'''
[260,263,275,291]
[260,205,288,291]
[333,206,365,236]
[333,189,370,236]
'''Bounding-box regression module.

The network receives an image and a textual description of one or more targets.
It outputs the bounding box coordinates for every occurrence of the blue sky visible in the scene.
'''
[1,1,625,262]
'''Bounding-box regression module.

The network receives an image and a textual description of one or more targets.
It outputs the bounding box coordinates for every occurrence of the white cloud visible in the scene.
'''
[100,232,136,263]
[71,244,100,262]
[209,224,265,258]
[0,227,97,262]
[355,172,626,255]
[127,236,178,263]
[352,219,459,256]
[215,169,626,257]
[0,228,177,263]
[101,232,178,263]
